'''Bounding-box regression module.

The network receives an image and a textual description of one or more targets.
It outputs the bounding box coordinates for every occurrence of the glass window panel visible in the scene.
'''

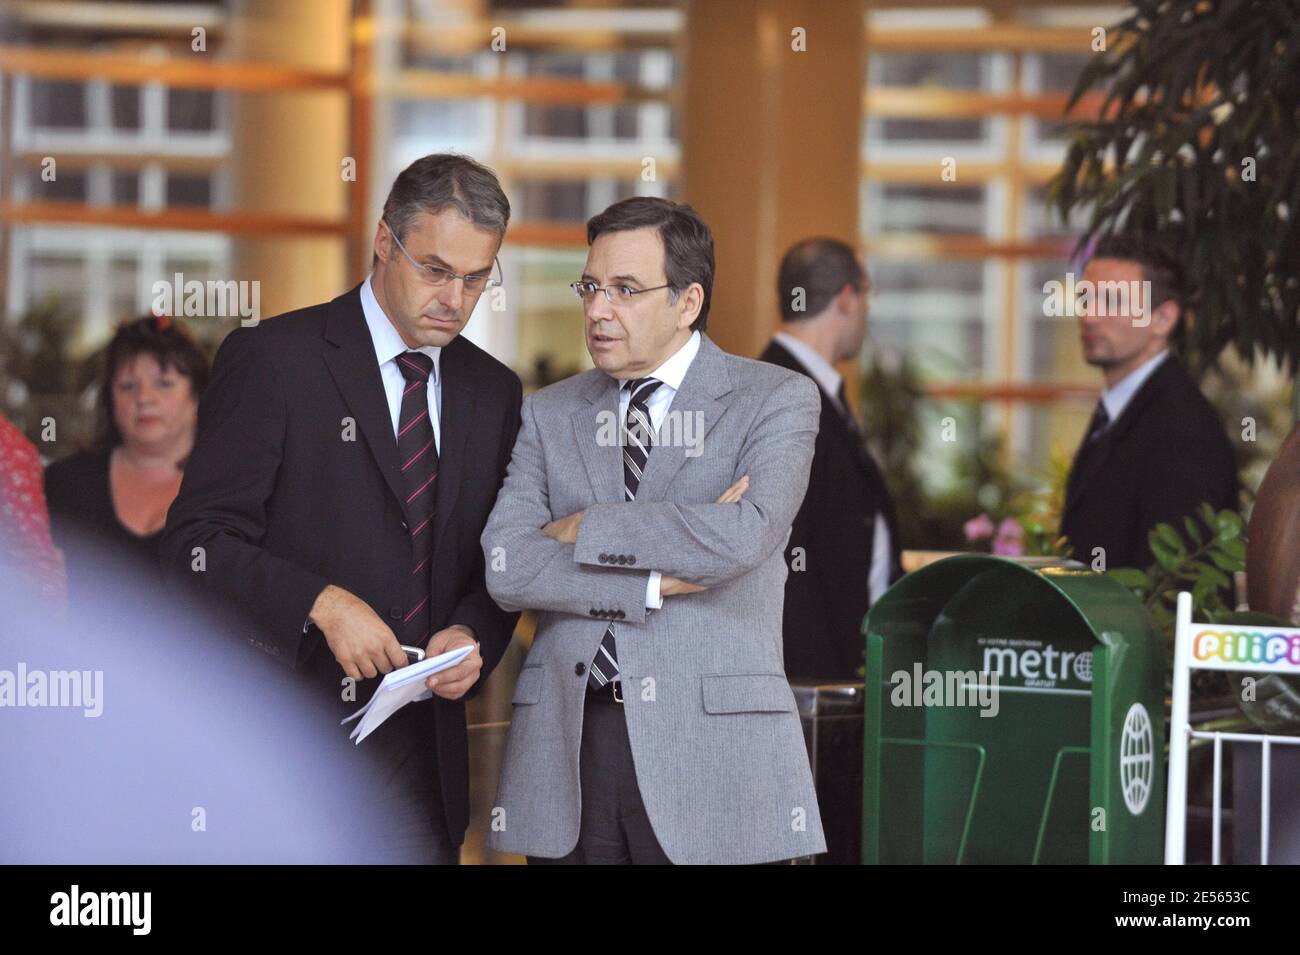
[394,99,485,142]
[37,169,88,201]
[865,50,1007,152]
[1023,52,1105,95]
[524,104,587,139]
[1022,52,1109,157]
[29,79,86,129]
[1023,258,1091,381]
[154,254,239,348]
[166,174,212,208]
[401,51,481,73]
[1023,184,1069,241]
[110,85,140,130]
[865,257,987,382]
[167,89,215,131]
[110,255,140,321]
[1022,402,1093,490]
[509,247,592,385]
[524,51,586,79]
[877,117,987,143]
[516,180,588,221]
[1023,117,1071,154]
[112,171,140,205]
[865,183,988,235]
[913,399,983,496]
[871,52,988,90]
[515,178,642,223]
[27,254,85,312]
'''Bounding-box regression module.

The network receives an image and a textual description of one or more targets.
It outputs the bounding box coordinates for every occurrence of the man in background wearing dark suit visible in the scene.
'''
[1061,236,1236,572]
[161,154,522,863]
[760,238,901,683]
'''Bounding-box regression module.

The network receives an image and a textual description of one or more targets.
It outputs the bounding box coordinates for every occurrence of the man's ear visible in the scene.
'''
[677,282,704,330]
[1152,299,1180,339]
[373,221,391,263]
[834,283,859,317]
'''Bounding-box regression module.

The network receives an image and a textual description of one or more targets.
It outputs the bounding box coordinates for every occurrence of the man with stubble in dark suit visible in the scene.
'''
[161,154,522,863]
[760,238,901,683]
[1061,236,1237,572]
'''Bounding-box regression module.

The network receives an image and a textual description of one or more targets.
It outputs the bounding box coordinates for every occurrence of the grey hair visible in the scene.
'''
[379,154,510,256]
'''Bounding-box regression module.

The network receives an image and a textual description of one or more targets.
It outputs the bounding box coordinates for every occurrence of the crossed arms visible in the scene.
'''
[481,372,820,617]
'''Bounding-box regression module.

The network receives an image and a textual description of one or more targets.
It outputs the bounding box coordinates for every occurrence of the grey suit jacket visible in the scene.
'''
[481,333,827,863]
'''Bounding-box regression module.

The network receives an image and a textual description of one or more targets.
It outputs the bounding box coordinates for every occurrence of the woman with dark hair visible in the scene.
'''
[45,315,210,599]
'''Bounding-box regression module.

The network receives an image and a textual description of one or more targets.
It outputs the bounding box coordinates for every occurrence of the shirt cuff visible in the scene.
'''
[645,571,663,610]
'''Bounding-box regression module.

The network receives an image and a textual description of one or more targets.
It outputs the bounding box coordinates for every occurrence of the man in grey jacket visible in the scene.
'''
[481,196,826,864]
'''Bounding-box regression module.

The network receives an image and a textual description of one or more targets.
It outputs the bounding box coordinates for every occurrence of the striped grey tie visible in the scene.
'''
[587,376,663,692]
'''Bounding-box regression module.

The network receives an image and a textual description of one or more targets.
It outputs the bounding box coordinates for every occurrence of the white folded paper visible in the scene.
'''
[340,644,474,744]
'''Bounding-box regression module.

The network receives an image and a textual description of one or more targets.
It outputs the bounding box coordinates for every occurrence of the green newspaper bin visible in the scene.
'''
[862,555,1165,864]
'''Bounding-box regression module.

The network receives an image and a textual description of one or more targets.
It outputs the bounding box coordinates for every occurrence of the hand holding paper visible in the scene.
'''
[341,644,474,744]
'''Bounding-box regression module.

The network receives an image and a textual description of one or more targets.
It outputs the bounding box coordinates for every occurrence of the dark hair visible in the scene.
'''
[376,153,510,266]
[586,196,715,332]
[777,237,866,322]
[96,315,210,449]
[1089,234,1184,317]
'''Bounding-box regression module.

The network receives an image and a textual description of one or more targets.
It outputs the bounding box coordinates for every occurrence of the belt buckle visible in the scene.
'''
[611,680,624,704]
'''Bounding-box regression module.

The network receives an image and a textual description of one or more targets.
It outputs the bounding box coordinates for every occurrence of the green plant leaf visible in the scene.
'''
[1193,561,1232,590]
[1155,522,1185,552]
[1108,567,1152,590]
[1220,538,1246,561]
[1208,547,1245,572]
[1215,510,1244,541]
[1153,541,1183,573]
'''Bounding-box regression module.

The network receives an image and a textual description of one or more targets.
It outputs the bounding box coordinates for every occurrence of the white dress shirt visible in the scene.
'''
[304,278,444,635]
[612,330,702,610]
[774,332,892,604]
[361,275,442,451]
[1100,349,1169,428]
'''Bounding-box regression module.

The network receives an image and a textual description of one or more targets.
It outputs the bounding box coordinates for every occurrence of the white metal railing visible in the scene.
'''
[1165,591,1300,864]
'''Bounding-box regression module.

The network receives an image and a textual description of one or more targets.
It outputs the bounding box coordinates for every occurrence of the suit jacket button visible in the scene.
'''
[390,606,402,620]
[589,608,598,617]
[574,662,586,676]
[614,555,625,565]
[627,556,636,565]
[598,553,609,563]
[616,610,625,619]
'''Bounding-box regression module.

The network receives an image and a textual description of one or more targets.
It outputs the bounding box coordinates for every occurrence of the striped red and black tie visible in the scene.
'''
[396,351,438,648]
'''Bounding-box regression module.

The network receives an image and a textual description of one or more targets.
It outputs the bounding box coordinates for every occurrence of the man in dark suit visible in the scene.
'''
[161,154,522,863]
[760,238,901,683]
[1061,236,1236,571]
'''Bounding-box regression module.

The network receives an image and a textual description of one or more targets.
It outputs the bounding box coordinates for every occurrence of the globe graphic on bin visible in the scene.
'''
[1120,702,1154,814]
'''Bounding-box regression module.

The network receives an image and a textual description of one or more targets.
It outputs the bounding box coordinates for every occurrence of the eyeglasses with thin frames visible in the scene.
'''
[570,281,672,305]
[383,219,502,291]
